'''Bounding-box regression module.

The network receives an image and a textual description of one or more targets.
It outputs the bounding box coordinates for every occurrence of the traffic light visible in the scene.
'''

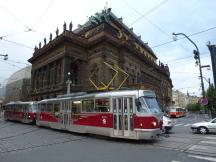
[193,50,199,60]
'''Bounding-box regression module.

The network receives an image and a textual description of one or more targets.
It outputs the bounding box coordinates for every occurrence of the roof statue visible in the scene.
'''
[89,8,112,26]
[34,46,38,51]
[39,42,41,48]
[44,37,46,45]
[69,21,73,31]
[56,27,59,37]
[49,33,52,41]
[63,22,67,31]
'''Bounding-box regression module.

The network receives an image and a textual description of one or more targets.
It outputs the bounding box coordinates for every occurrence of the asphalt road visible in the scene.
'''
[0,112,216,162]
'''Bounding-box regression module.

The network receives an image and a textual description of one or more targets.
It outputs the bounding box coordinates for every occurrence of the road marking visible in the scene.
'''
[175,124,183,126]
[205,136,216,140]
[184,124,191,127]
[188,155,216,162]
[200,141,216,145]
[171,161,181,162]
[189,145,208,150]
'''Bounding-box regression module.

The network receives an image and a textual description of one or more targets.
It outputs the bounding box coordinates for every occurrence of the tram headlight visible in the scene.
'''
[152,121,157,127]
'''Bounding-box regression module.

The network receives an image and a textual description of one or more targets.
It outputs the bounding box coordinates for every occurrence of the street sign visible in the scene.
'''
[199,98,208,106]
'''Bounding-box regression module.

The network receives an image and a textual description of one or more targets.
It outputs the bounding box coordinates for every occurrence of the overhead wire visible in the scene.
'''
[32,0,55,28]
[0,5,32,31]
[7,59,31,65]
[121,0,197,58]
[0,1,54,46]
[0,59,23,69]
[121,0,170,38]
[165,52,210,63]
[151,26,216,49]
[0,38,33,49]
[128,0,169,26]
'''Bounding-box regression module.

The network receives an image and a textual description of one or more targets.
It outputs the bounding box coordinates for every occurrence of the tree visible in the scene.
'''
[206,84,216,118]
[186,103,201,112]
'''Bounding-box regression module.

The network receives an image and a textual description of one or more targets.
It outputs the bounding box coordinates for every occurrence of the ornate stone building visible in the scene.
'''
[28,8,172,108]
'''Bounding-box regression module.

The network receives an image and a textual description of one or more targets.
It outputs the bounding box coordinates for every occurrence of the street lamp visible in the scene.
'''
[0,54,8,60]
[172,32,205,98]
[66,72,72,94]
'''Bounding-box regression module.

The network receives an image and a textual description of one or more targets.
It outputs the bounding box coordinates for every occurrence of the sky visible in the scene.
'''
[0,0,216,97]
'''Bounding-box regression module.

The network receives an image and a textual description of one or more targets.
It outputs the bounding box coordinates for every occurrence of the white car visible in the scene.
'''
[191,118,216,134]
[162,115,174,133]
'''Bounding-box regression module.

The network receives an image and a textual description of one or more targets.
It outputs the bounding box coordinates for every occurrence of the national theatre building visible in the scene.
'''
[28,8,173,108]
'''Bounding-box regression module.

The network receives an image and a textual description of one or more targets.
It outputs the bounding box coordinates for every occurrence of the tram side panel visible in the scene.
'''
[36,99,114,136]
[4,102,36,124]
[35,90,163,140]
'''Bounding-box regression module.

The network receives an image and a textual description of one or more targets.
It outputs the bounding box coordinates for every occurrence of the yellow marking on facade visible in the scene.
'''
[89,62,129,91]
[110,22,123,39]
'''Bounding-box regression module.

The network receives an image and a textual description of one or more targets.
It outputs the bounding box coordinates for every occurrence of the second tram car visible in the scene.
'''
[4,101,37,123]
[36,90,163,140]
[169,107,186,118]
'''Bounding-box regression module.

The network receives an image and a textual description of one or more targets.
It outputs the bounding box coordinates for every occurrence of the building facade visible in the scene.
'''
[172,90,199,108]
[5,66,31,103]
[28,9,173,108]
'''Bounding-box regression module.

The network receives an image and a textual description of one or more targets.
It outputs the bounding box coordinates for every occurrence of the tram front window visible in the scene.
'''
[137,97,149,113]
[137,97,161,114]
[144,97,161,113]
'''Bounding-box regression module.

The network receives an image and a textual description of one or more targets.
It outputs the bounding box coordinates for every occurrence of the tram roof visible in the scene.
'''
[6,101,35,105]
[38,89,156,103]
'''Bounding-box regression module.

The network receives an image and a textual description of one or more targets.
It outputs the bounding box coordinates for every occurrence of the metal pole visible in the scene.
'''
[173,33,205,98]
[66,72,72,94]
[207,44,216,87]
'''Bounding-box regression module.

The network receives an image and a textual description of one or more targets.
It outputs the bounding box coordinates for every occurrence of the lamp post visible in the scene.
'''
[0,54,8,60]
[66,72,72,94]
[172,32,205,98]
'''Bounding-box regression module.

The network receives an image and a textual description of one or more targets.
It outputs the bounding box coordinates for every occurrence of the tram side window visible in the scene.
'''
[41,103,46,112]
[82,100,94,112]
[22,105,27,112]
[95,98,110,112]
[47,103,53,112]
[53,103,60,117]
[72,101,81,119]
[17,105,23,112]
[14,105,18,112]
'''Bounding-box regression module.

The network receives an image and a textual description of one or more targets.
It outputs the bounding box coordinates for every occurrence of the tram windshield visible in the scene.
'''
[137,97,161,114]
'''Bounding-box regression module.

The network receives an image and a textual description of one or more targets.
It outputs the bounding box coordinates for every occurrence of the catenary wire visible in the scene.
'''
[128,0,169,26]
[121,0,170,38]
[151,26,216,49]
[0,59,23,69]
[0,38,34,49]
[0,5,32,30]
[32,0,55,28]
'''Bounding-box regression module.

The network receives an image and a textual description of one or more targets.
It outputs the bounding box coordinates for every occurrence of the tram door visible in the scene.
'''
[61,101,71,129]
[113,97,134,137]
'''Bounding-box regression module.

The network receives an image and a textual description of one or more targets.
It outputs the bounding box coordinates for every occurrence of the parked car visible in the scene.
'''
[162,115,174,133]
[191,118,216,134]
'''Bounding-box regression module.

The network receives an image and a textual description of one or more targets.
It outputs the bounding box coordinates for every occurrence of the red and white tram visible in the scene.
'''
[168,107,186,118]
[4,101,37,123]
[36,90,163,140]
